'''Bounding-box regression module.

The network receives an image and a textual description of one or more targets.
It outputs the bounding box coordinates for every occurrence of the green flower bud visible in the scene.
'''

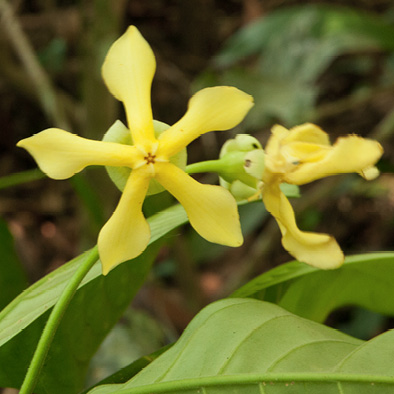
[218,134,264,201]
[220,134,262,155]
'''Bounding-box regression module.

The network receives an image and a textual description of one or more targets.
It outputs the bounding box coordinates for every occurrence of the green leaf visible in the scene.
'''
[0,245,159,393]
[86,298,394,393]
[0,203,188,392]
[0,204,187,349]
[0,219,28,310]
[231,252,394,322]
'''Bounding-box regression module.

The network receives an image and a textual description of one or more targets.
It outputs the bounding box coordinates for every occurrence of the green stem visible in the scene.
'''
[185,159,223,174]
[0,168,45,190]
[19,246,99,394]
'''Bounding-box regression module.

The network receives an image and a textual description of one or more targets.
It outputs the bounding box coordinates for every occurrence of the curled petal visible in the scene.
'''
[17,128,140,179]
[285,136,383,185]
[159,87,254,157]
[262,182,344,269]
[155,162,243,247]
[266,124,330,159]
[265,124,331,173]
[281,123,330,145]
[102,26,156,145]
[98,169,151,275]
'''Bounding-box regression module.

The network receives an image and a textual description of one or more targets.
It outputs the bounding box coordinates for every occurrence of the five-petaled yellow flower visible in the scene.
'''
[256,123,383,269]
[17,26,254,274]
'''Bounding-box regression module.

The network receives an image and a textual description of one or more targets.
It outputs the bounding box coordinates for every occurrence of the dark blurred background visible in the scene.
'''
[0,0,393,387]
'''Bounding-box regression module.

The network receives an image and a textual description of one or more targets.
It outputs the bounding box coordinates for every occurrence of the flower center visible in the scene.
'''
[144,152,156,164]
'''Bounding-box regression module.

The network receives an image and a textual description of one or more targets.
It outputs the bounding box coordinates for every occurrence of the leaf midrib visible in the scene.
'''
[107,372,394,394]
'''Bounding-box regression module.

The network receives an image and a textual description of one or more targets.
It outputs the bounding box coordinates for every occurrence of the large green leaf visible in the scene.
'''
[0,203,188,392]
[0,219,28,310]
[86,298,394,393]
[231,252,394,322]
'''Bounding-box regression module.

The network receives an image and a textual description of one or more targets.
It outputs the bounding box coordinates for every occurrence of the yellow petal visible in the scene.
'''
[102,26,156,145]
[98,169,151,275]
[265,124,329,168]
[262,182,344,269]
[285,136,383,185]
[17,128,140,179]
[158,87,254,157]
[155,162,243,247]
[282,123,330,145]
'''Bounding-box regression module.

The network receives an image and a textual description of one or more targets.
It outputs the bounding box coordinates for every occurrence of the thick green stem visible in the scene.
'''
[19,246,99,394]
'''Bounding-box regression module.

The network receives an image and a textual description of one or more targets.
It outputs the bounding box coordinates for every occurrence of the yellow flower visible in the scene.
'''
[17,26,254,274]
[254,123,383,269]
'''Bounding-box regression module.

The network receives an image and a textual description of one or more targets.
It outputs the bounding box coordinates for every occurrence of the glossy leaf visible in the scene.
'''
[86,298,394,393]
[231,252,394,322]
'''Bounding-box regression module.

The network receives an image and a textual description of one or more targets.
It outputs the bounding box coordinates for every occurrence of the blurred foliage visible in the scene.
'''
[0,1,393,392]
[0,219,27,310]
[87,308,167,386]
[195,4,394,128]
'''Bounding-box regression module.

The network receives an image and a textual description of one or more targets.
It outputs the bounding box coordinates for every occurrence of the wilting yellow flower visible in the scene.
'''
[17,26,253,274]
[247,123,383,269]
